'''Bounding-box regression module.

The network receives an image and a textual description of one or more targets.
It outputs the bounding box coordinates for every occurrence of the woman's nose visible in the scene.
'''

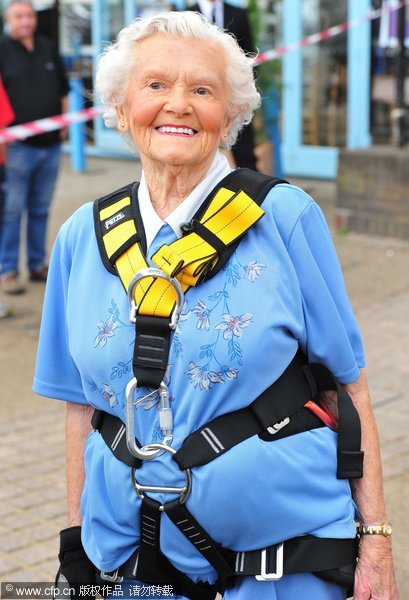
[163,87,193,115]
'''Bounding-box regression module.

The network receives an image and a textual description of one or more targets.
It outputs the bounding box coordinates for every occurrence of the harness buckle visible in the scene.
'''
[131,443,192,510]
[255,544,284,581]
[100,569,124,583]
[267,417,290,435]
[127,267,184,329]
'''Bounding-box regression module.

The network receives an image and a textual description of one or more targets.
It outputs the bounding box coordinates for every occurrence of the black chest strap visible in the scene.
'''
[92,349,363,480]
[173,355,363,480]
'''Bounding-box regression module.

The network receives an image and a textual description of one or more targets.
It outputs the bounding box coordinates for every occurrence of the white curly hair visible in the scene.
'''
[94,11,260,149]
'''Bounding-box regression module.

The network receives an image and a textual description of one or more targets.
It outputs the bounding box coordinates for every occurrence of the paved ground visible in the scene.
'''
[1,156,408,596]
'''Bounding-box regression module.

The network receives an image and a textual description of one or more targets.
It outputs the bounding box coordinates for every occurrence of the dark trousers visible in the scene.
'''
[232,122,258,171]
[0,164,4,235]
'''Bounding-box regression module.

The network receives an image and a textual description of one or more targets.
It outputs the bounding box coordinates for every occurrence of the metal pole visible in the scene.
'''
[392,4,406,147]
[69,76,86,172]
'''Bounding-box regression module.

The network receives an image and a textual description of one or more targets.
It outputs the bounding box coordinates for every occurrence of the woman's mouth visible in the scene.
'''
[156,126,197,136]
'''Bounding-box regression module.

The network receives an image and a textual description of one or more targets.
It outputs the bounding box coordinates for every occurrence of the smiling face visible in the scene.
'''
[117,34,234,174]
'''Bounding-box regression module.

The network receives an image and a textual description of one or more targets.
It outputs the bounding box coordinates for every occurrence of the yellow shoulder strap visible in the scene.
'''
[96,176,265,319]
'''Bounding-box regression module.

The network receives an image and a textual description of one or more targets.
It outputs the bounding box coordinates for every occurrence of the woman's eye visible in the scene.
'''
[195,87,211,96]
[149,81,163,90]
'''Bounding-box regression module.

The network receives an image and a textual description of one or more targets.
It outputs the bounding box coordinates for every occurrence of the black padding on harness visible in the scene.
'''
[173,355,363,480]
[133,315,172,389]
[91,409,142,469]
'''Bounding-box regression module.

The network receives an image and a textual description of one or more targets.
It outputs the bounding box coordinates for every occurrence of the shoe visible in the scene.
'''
[29,265,48,282]
[0,300,13,318]
[0,272,26,294]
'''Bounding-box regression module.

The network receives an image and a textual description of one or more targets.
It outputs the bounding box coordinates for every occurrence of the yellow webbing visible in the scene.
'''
[99,187,264,319]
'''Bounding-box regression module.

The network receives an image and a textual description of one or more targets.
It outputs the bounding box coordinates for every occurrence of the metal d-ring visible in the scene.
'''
[127,267,184,329]
[125,377,172,461]
[131,443,192,509]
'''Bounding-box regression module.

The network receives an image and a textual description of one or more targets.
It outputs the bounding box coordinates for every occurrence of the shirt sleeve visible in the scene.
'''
[276,186,366,383]
[33,227,88,404]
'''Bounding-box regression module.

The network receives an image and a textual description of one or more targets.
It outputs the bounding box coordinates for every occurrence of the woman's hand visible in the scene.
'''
[354,536,399,599]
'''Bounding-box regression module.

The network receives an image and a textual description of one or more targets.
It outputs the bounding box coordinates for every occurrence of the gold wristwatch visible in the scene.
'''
[357,522,393,537]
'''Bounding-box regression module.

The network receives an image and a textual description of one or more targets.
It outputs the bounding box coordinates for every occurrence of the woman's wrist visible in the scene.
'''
[357,521,393,537]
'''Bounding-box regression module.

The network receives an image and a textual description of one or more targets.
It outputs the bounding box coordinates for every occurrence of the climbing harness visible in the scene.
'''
[93,169,363,598]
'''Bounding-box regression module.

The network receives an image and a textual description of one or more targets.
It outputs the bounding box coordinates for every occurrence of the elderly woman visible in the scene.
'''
[34,11,398,600]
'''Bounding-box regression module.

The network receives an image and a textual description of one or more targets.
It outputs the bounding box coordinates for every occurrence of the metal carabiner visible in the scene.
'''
[125,377,173,461]
[130,443,192,510]
[127,267,184,329]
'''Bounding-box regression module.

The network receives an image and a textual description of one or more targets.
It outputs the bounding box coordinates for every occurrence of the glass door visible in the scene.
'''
[92,0,133,154]
[282,0,372,178]
[301,0,347,148]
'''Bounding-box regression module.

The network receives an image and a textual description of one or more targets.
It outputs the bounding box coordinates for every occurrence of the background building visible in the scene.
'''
[1,0,406,180]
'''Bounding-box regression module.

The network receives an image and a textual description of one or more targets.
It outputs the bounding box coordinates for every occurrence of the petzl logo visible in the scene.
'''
[104,211,126,230]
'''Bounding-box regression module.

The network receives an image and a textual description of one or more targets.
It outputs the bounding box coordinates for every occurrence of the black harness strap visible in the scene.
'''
[236,536,358,577]
[173,358,363,480]
[107,535,357,588]
[91,352,363,480]
[133,497,221,600]
[91,409,142,469]
[92,403,323,472]
[133,315,172,390]
[164,500,235,583]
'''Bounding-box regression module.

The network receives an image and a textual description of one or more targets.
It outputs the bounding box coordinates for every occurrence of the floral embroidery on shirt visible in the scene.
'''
[214,313,252,340]
[184,252,262,390]
[172,304,192,358]
[94,299,131,348]
[100,383,118,407]
[94,315,118,348]
[110,359,132,380]
[244,260,266,282]
[192,299,211,331]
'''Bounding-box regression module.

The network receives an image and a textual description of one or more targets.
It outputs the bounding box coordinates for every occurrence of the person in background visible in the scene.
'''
[187,0,258,171]
[0,74,15,317]
[0,0,69,295]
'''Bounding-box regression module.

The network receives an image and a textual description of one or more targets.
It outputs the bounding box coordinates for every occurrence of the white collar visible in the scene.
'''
[138,151,232,251]
[197,0,224,28]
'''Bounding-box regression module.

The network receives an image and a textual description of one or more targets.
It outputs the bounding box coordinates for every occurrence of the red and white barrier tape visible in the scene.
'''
[0,106,103,144]
[256,0,409,64]
[1,0,408,143]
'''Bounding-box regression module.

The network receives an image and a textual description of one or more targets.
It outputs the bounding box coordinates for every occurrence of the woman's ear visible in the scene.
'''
[116,107,129,132]
[222,111,237,143]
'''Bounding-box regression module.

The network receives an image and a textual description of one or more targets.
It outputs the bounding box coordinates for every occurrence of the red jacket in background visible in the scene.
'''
[0,74,15,165]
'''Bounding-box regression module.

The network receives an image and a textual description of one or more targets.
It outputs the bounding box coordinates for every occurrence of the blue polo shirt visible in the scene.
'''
[34,168,365,582]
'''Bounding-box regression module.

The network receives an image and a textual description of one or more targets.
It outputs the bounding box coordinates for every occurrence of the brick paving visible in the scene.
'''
[1,156,408,596]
